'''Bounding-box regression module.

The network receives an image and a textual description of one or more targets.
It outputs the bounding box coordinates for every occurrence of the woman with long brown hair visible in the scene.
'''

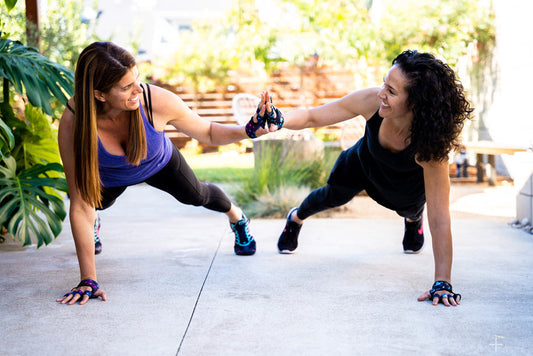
[57,42,282,305]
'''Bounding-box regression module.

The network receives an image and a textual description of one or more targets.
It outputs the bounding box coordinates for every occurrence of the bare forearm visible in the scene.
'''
[207,122,248,145]
[69,207,98,281]
[430,223,453,282]
[283,109,313,130]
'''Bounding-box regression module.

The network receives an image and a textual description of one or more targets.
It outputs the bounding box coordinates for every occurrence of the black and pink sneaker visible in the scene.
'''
[403,218,424,254]
[277,207,302,254]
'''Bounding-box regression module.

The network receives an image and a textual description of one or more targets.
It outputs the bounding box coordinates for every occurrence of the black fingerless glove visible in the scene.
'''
[245,102,285,139]
[429,280,461,302]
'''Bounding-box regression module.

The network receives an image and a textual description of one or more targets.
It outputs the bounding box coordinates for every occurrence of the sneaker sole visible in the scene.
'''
[234,243,256,256]
[403,246,423,254]
[235,250,256,256]
[278,249,296,254]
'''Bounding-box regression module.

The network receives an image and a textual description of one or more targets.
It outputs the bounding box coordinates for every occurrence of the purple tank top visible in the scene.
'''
[98,104,173,187]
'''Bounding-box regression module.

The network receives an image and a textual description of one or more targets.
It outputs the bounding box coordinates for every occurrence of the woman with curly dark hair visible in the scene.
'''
[273,50,473,306]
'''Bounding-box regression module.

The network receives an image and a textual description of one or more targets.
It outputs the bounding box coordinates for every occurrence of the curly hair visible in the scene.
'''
[392,50,474,162]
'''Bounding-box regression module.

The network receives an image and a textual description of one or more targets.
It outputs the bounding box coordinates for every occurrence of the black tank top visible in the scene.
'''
[360,111,425,210]
[328,111,425,211]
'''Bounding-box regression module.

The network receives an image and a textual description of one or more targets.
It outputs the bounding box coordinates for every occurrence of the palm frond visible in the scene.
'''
[0,156,68,247]
[0,38,74,115]
[0,118,15,158]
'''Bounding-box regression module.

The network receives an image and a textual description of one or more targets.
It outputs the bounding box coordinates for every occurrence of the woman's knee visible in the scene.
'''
[178,182,221,208]
[323,184,358,206]
[180,189,209,207]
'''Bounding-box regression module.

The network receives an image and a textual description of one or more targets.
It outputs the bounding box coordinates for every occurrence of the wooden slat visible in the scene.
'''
[194,108,233,116]
[178,92,234,101]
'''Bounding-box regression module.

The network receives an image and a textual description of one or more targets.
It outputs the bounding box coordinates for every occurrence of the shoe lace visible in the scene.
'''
[231,218,252,246]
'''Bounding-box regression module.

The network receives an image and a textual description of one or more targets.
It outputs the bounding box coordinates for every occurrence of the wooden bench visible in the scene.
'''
[463,141,529,186]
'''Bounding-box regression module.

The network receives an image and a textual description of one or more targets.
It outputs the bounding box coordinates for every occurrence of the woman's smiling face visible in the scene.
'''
[377,65,413,121]
[95,66,142,111]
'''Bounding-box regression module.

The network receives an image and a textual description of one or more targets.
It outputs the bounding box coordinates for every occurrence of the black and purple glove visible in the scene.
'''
[245,99,284,139]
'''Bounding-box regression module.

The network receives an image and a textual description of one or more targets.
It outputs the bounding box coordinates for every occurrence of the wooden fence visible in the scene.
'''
[154,66,359,149]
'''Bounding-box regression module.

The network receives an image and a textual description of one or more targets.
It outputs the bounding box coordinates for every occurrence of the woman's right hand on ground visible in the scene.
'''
[417,281,461,307]
[57,287,107,305]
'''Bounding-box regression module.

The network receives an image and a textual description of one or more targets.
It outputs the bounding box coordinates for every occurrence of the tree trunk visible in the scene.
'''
[25,0,40,49]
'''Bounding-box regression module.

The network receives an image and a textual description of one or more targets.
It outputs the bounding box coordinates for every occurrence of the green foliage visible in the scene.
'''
[0,100,18,158]
[39,0,100,70]
[192,166,253,184]
[0,1,26,42]
[3,0,17,12]
[0,38,73,115]
[231,141,328,217]
[375,0,496,67]
[0,100,67,246]
[274,0,376,68]
[160,0,277,91]
[0,155,67,247]
[0,113,14,158]
[222,0,278,70]
[1,0,99,70]
[0,0,74,247]
[240,185,311,218]
[158,0,494,94]
[271,0,495,76]
[0,0,98,120]
[163,22,240,93]
[2,103,62,171]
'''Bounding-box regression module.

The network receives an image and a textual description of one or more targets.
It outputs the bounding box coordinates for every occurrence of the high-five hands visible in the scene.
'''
[245,91,284,139]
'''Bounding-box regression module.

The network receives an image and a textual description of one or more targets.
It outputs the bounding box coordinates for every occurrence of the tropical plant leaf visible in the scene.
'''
[4,0,18,11]
[0,38,74,115]
[21,104,62,170]
[0,155,68,247]
[0,118,14,158]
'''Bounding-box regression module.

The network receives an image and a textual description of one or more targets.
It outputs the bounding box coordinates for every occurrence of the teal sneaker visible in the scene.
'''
[94,214,102,255]
[230,213,256,256]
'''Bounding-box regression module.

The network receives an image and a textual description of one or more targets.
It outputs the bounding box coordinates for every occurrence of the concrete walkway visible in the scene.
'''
[1,183,532,355]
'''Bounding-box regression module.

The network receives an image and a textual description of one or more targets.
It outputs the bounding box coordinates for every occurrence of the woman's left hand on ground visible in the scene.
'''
[418,281,461,306]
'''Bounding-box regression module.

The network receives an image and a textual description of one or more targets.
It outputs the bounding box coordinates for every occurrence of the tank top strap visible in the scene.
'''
[141,83,154,127]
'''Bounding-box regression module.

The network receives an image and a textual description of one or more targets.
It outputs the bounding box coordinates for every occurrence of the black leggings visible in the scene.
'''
[297,184,359,220]
[97,146,232,213]
[297,184,424,221]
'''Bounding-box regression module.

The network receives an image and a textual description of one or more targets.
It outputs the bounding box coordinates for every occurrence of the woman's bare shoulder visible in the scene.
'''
[58,99,75,139]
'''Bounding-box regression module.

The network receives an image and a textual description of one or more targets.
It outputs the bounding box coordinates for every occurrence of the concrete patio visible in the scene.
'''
[1,183,532,355]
